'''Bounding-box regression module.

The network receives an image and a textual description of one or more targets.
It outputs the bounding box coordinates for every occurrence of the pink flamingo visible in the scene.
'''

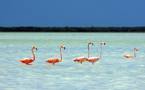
[124,48,139,59]
[73,42,93,64]
[19,46,37,65]
[87,42,106,64]
[46,45,65,65]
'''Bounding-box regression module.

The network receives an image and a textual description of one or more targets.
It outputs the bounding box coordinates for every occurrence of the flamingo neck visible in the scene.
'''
[88,44,90,58]
[100,45,102,59]
[133,49,136,57]
[60,47,62,60]
[88,43,93,58]
[32,49,35,60]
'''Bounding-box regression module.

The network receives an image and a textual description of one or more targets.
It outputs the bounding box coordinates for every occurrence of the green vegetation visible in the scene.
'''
[0,26,145,32]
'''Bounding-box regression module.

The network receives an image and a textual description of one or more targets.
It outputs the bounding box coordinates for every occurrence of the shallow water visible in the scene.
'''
[0,32,145,90]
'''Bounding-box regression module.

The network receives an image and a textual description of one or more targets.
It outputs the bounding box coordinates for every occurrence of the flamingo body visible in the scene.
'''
[20,58,34,65]
[87,57,100,64]
[73,57,88,64]
[46,58,62,65]
[124,54,134,59]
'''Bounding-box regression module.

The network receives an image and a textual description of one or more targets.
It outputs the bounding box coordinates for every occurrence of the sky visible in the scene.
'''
[0,0,145,27]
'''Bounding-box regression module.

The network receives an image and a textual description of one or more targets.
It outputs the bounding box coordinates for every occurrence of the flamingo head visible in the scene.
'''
[32,46,38,51]
[100,42,106,45]
[88,42,94,46]
[134,48,139,51]
[60,45,66,50]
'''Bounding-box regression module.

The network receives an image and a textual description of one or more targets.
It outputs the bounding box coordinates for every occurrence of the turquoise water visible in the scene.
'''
[0,32,145,90]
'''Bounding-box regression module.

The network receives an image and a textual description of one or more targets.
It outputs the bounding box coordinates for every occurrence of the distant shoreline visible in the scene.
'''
[0,26,145,32]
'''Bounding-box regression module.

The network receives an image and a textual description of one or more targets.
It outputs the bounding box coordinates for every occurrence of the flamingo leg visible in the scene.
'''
[92,62,95,64]
[26,63,32,65]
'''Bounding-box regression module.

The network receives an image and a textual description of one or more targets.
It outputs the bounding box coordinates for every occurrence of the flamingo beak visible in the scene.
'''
[35,48,38,51]
[64,47,66,50]
[100,42,106,45]
[134,48,139,51]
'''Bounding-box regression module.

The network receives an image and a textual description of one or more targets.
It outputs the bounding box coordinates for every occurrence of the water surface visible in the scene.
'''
[0,32,145,90]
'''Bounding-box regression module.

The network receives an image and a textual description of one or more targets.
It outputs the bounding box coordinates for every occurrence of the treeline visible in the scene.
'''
[0,26,145,32]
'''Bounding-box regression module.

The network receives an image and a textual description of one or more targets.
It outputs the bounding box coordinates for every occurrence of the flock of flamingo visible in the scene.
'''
[19,42,139,65]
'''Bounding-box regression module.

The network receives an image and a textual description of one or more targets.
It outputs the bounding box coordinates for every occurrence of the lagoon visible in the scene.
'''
[0,32,145,90]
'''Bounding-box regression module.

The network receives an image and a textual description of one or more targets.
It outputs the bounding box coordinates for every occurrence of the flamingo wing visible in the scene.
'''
[73,56,88,63]
[87,57,100,63]
[46,58,60,64]
[20,58,33,65]
[124,54,133,59]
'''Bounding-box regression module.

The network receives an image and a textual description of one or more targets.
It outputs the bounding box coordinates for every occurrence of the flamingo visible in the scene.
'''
[73,42,93,64]
[123,48,139,59]
[19,46,37,65]
[46,45,65,65]
[87,42,106,64]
